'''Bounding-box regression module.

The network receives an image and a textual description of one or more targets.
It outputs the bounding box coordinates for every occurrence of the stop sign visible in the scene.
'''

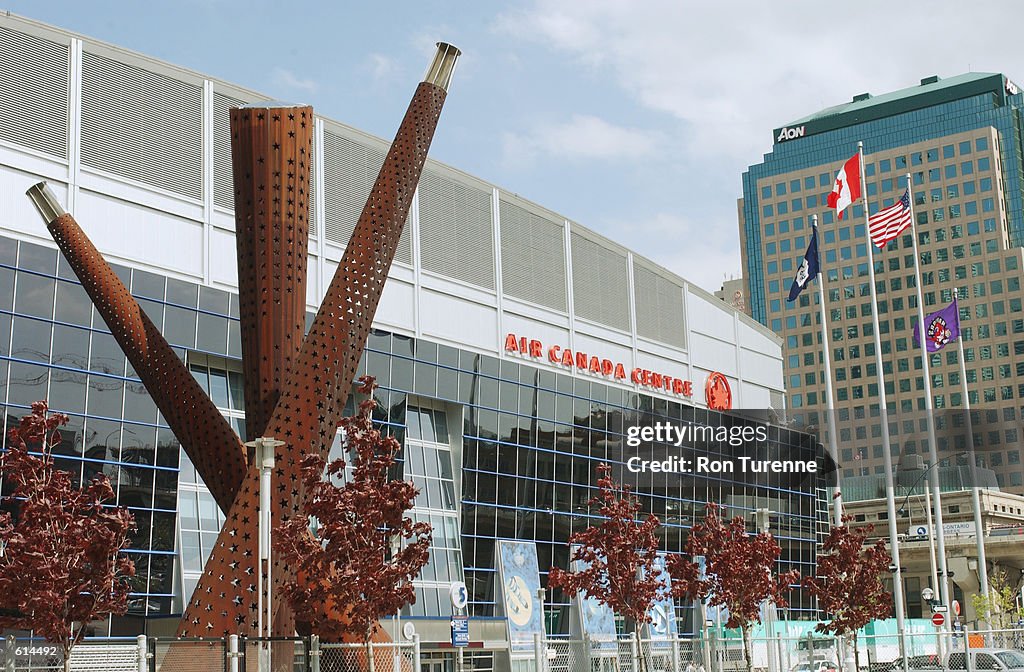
[932,612,946,627]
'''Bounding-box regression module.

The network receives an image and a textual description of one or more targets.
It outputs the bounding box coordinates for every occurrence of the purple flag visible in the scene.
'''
[912,298,960,352]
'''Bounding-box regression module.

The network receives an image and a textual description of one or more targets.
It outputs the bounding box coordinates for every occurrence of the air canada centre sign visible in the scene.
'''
[504,333,694,398]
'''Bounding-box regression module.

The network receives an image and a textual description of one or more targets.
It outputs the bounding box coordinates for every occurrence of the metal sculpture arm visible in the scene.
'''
[26,184,248,513]
[180,42,460,637]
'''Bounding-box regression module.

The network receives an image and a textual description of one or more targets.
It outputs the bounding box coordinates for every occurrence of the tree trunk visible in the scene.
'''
[852,633,860,672]
[742,627,753,672]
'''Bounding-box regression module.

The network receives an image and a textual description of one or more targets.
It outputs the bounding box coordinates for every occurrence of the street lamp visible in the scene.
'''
[390,534,402,672]
[243,436,286,655]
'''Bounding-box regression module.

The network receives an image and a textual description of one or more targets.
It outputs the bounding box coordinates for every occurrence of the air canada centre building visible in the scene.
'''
[0,14,830,644]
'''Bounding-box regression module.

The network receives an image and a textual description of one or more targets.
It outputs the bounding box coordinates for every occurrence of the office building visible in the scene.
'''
[740,73,1024,493]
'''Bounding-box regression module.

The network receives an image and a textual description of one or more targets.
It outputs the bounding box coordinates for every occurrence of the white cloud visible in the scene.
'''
[497,1,1024,164]
[270,67,318,94]
[366,53,398,83]
[502,114,661,166]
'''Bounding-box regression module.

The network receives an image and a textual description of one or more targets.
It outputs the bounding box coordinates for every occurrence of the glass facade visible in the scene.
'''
[741,74,1024,494]
[1,233,826,636]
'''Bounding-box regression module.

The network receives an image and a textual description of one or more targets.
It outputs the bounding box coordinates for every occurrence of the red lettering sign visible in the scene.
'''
[504,333,693,398]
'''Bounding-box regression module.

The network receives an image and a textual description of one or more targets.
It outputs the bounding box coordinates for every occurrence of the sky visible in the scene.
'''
[5,1,1024,293]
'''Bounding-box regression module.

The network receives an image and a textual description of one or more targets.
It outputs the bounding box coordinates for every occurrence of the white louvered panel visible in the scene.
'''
[499,197,567,312]
[570,231,629,331]
[212,91,243,210]
[81,51,202,200]
[419,169,494,289]
[322,129,410,264]
[0,26,68,158]
[633,259,686,348]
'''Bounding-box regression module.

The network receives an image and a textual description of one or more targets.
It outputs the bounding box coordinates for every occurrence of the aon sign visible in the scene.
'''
[776,126,806,142]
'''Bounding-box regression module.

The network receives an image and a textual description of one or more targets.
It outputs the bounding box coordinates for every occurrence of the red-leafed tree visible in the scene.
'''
[548,463,665,634]
[803,517,892,672]
[0,401,136,671]
[667,503,799,672]
[275,376,432,642]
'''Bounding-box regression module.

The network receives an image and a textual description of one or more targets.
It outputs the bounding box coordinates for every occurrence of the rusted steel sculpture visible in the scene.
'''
[25,186,248,513]
[27,42,459,638]
[182,44,459,636]
[230,103,313,442]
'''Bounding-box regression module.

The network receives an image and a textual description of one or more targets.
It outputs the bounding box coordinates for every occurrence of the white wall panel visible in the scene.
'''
[634,350,691,382]
[740,348,783,387]
[688,332,739,376]
[687,290,735,337]
[75,189,203,278]
[739,381,773,408]
[209,228,238,288]
[573,331,632,367]
[0,164,68,236]
[501,312,570,354]
[419,288,495,352]
[372,278,416,334]
[738,321,782,354]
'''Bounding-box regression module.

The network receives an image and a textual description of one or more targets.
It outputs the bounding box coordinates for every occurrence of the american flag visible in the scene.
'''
[868,190,913,248]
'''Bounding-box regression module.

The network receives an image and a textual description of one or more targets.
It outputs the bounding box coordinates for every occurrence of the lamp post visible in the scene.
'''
[244,436,286,672]
[390,534,402,672]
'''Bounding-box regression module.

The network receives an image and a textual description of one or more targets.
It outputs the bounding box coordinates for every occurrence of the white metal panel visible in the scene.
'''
[0,25,68,159]
[500,312,571,355]
[739,381,773,408]
[633,257,686,348]
[739,347,784,387]
[75,189,203,278]
[418,287,496,352]
[209,227,238,288]
[687,289,736,338]
[498,195,567,312]
[211,90,244,210]
[501,297,572,330]
[0,164,69,234]
[80,50,203,200]
[418,167,494,289]
[573,330,633,366]
[738,320,782,356]
[687,331,739,377]
[570,228,629,331]
[373,277,416,334]
[633,350,692,383]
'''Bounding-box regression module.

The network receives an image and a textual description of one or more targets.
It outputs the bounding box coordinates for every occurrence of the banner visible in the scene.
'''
[496,540,545,654]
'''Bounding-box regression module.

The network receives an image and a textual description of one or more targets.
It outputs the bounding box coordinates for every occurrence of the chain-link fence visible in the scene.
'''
[6,628,1024,672]
[319,641,416,672]
[2,637,140,672]
[149,637,228,672]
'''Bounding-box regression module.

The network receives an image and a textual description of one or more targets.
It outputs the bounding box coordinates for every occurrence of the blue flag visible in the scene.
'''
[787,226,820,302]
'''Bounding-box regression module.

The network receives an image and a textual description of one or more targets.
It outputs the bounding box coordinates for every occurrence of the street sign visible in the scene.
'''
[953,600,961,616]
[451,615,469,647]
[450,581,469,610]
[932,605,948,613]
[932,612,945,627]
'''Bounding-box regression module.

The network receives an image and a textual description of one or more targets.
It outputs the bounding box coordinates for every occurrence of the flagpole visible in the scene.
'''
[858,142,908,663]
[812,215,844,526]
[906,173,951,647]
[955,286,990,624]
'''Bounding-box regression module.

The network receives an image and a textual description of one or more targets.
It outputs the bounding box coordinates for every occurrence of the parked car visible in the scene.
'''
[906,654,944,670]
[791,661,840,672]
[946,649,1024,671]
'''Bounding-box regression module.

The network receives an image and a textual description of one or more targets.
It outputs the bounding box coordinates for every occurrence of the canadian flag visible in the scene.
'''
[827,153,862,220]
